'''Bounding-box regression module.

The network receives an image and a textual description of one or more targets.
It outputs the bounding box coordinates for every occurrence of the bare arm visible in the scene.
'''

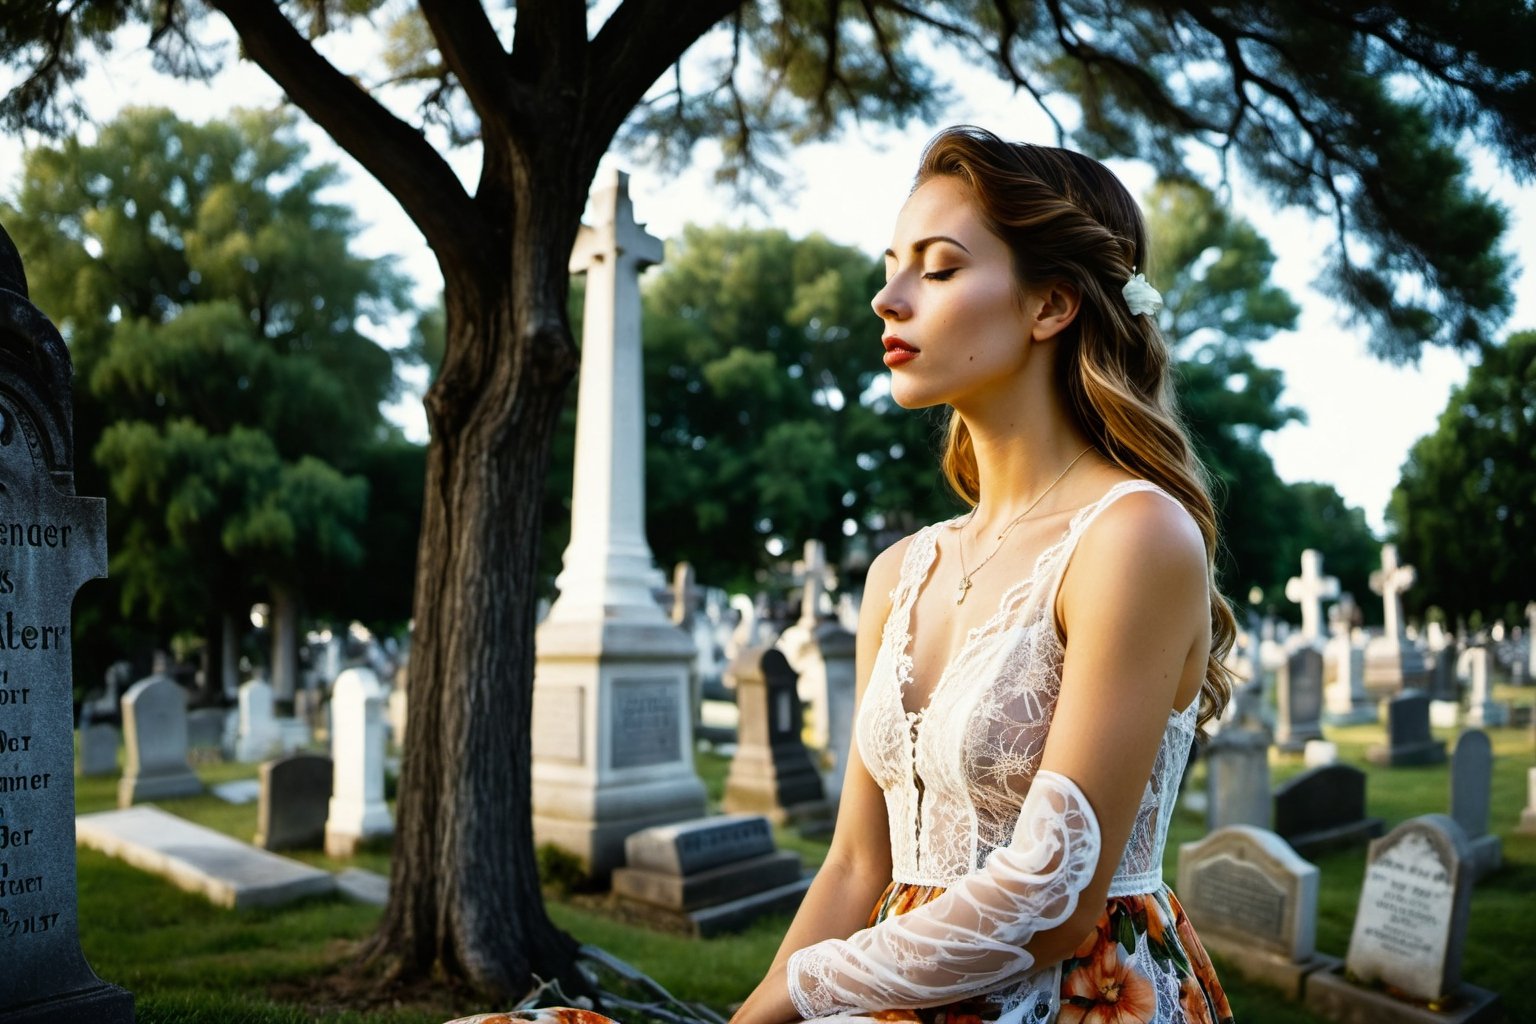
[730,538,909,1024]
[783,491,1211,1015]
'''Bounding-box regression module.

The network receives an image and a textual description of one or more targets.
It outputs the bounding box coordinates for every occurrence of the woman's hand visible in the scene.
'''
[730,963,799,1024]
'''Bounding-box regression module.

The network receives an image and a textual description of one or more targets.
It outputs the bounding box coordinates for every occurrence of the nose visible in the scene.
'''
[872,278,909,321]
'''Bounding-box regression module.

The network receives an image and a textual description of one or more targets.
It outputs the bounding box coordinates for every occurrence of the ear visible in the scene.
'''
[1028,280,1081,342]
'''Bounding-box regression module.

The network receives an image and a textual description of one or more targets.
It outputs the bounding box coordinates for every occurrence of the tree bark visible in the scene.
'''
[360,136,589,996]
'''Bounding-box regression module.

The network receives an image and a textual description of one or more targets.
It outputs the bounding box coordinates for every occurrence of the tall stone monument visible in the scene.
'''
[1285,549,1338,648]
[1364,544,1430,695]
[0,221,133,1020]
[532,170,705,879]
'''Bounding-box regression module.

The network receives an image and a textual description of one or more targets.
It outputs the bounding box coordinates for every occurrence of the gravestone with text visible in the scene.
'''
[1275,647,1325,752]
[0,220,133,1020]
[1305,815,1500,1023]
[531,170,705,880]
[1176,825,1334,997]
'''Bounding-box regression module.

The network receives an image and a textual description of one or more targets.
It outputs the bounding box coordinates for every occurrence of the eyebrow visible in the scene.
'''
[882,235,973,260]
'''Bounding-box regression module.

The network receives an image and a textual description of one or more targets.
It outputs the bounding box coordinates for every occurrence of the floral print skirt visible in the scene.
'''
[859,880,1235,1024]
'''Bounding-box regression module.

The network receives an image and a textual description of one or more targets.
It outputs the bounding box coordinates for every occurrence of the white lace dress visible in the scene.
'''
[787,481,1233,1024]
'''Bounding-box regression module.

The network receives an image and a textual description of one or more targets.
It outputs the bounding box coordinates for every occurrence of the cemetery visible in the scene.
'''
[1,3,1535,1024]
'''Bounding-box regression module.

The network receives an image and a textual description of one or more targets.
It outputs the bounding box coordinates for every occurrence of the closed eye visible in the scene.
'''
[923,268,958,281]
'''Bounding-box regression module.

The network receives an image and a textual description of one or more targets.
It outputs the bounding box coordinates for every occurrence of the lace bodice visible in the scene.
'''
[858,478,1198,892]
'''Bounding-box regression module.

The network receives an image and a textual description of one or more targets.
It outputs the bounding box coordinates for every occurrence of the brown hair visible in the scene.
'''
[918,125,1234,736]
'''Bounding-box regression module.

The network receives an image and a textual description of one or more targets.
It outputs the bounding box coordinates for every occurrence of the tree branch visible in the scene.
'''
[417,0,515,143]
[208,0,480,268]
[586,0,745,157]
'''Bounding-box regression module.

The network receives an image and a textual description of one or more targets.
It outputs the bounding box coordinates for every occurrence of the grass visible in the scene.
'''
[65,703,1536,1024]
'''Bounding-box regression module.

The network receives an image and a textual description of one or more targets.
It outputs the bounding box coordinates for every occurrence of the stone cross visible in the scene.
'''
[792,540,833,626]
[1285,549,1339,645]
[0,219,133,1018]
[548,167,668,622]
[1369,544,1415,644]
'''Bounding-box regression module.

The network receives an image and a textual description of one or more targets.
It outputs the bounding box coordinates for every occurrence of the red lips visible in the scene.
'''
[883,336,918,368]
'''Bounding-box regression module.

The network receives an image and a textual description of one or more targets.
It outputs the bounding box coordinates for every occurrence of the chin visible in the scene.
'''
[888,379,949,411]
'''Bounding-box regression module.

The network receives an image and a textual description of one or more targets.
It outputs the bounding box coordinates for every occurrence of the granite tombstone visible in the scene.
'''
[118,674,202,805]
[1448,730,1501,881]
[1275,647,1325,751]
[256,753,332,851]
[1367,692,1446,767]
[0,219,133,1019]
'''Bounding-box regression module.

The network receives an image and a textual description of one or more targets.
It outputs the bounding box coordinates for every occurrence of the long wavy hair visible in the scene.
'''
[917,125,1234,736]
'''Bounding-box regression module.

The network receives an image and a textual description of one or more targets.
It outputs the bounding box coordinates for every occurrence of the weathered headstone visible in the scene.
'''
[1275,647,1325,752]
[1448,730,1501,881]
[1367,692,1446,767]
[1462,648,1509,728]
[722,646,829,825]
[324,667,392,857]
[1518,766,1536,836]
[1364,545,1431,695]
[1304,815,1501,1023]
[611,814,811,935]
[1176,825,1335,997]
[776,541,857,802]
[185,707,226,763]
[1285,549,1339,647]
[256,753,333,851]
[76,722,119,777]
[118,674,203,805]
[234,676,280,762]
[1273,763,1383,858]
[530,170,706,880]
[0,219,133,1018]
[1204,728,1271,830]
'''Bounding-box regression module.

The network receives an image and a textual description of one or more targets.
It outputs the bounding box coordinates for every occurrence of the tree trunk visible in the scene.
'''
[362,145,587,996]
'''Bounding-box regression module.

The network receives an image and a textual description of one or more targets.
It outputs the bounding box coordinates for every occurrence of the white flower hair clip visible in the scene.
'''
[1122,272,1163,317]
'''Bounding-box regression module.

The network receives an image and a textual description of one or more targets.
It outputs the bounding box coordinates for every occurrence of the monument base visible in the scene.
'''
[0,980,134,1023]
[533,782,708,883]
[1204,942,1338,1001]
[1304,965,1501,1024]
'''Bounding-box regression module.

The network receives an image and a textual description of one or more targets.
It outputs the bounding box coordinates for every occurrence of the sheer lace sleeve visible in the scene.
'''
[786,770,1101,1018]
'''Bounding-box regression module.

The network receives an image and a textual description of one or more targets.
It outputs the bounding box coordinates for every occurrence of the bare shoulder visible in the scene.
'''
[862,530,920,609]
[1067,487,1208,604]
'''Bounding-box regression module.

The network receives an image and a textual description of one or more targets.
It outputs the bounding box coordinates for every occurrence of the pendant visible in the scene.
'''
[955,576,973,605]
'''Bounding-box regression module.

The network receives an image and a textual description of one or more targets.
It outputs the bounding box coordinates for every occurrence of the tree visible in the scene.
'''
[638,225,952,592]
[1389,330,1536,623]
[1,106,413,690]
[5,0,1531,998]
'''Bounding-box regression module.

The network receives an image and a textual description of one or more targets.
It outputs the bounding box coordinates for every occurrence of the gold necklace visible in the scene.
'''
[954,446,1093,605]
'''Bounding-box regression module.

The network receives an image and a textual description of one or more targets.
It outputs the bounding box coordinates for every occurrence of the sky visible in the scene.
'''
[2,22,1531,538]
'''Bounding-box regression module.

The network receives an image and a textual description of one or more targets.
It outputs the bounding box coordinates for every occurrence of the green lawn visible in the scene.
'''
[67,707,1535,1023]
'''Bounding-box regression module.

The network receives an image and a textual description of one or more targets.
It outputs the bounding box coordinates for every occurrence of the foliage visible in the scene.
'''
[1388,330,1536,622]
[1,106,419,676]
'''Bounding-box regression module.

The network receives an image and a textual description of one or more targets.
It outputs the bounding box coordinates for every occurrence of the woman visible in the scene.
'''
[730,126,1236,1024]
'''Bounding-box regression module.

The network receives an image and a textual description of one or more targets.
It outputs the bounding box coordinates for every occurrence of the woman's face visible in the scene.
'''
[872,175,1037,411]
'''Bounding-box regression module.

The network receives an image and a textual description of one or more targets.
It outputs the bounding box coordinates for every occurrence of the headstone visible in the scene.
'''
[256,753,333,851]
[1203,728,1270,830]
[0,218,134,1019]
[1304,815,1501,1023]
[1275,647,1324,752]
[1429,644,1461,703]
[530,170,706,881]
[324,667,392,857]
[1367,692,1446,767]
[776,541,857,802]
[76,723,119,777]
[1176,825,1335,997]
[1364,545,1431,695]
[1517,767,1536,835]
[1285,549,1339,647]
[1325,630,1375,725]
[721,646,829,826]
[234,676,280,762]
[185,707,226,762]
[610,814,811,936]
[1448,730,1501,881]
[1462,648,1509,728]
[118,675,203,805]
[1273,763,1383,858]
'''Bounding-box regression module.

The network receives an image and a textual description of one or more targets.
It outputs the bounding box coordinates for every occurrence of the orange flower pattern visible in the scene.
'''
[863,880,1233,1024]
